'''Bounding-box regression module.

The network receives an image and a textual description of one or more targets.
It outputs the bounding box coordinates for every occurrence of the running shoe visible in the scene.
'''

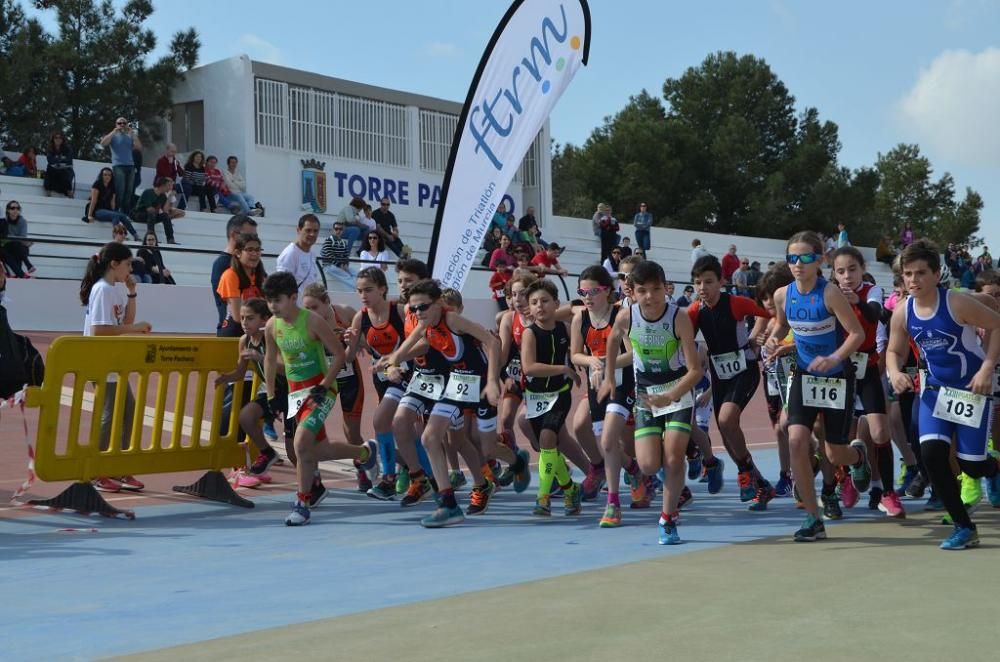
[249,448,278,475]
[367,475,397,501]
[581,464,606,501]
[939,525,979,550]
[230,472,261,489]
[630,476,654,509]
[658,518,681,545]
[496,464,515,488]
[737,470,756,502]
[466,481,494,516]
[256,472,273,484]
[705,458,725,495]
[356,440,380,484]
[895,458,907,489]
[92,477,122,493]
[849,440,872,493]
[774,472,793,498]
[513,449,531,494]
[678,485,693,510]
[563,483,583,516]
[895,465,919,497]
[356,467,373,493]
[794,514,827,542]
[624,467,640,490]
[651,472,663,494]
[924,491,944,511]
[905,472,928,499]
[867,486,883,510]
[285,501,310,526]
[878,491,906,518]
[533,495,552,517]
[118,475,145,491]
[599,504,622,528]
[687,453,703,481]
[308,481,328,508]
[988,471,1000,508]
[960,473,983,508]
[698,466,710,483]
[421,505,465,528]
[821,493,843,520]
[400,477,431,507]
[263,421,278,442]
[748,482,776,512]
[449,470,468,490]
[396,466,410,495]
[839,475,859,509]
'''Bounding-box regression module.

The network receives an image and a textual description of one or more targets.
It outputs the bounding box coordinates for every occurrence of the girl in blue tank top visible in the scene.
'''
[767,231,865,543]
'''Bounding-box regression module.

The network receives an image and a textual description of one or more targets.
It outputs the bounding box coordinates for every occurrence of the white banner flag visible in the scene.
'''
[428,0,591,290]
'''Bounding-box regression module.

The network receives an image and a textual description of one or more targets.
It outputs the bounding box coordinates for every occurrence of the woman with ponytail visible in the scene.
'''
[80,241,153,493]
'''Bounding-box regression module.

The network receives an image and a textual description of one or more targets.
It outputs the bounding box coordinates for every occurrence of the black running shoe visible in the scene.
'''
[868,486,883,510]
[678,485,693,510]
[905,472,928,499]
[821,493,843,520]
[308,481,329,508]
[249,447,278,475]
[794,514,827,542]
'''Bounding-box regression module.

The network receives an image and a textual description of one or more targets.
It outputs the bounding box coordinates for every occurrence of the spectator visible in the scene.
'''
[336,196,366,257]
[222,156,263,217]
[665,281,675,303]
[876,236,895,265]
[597,206,620,262]
[676,285,695,307]
[633,248,646,261]
[960,263,976,290]
[181,150,217,212]
[602,246,622,280]
[722,244,741,288]
[136,232,175,285]
[530,242,567,276]
[320,221,353,280]
[132,177,180,245]
[836,222,850,248]
[44,132,75,197]
[358,204,378,243]
[900,222,914,248]
[7,146,38,178]
[518,206,545,248]
[86,167,139,240]
[211,214,258,333]
[276,213,322,297]
[204,155,232,213]
[99,117,141,215]
[0,200,34,277]
[491,201,514,237]
[489,234,516,273]
[481,225,504,266]
[746,260,763,299]
[155,143,186,210]
[489,267,512,311]
[633,202,652,251]
[690,238,710,264]
[981,245,994,269]
[731,257,751,296]
[512,249,538,279]
[111,224,151,283]
[823,232,836,260]
[591,202,609,237]
[359,230,393,271]
[216,232,266,336]
[618,237,633,258]
[372,196,405,256]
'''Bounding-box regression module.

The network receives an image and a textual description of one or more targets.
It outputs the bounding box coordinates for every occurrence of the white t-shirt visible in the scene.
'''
[691,245,710,263]
[358,216,377,232]
[276,242,320,297]
[360,249,392,268]
[84,279,128,381]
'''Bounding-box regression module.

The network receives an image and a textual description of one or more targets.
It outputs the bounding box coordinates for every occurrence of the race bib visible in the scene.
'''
[525,391,560,419]
[244,370,255,381]
[801,376,846,410]
[407,372,445,400]
[765,372,780,397]
[711,351,747,379]
[850,352,868,380]
[645,381,694,417]
[507,358,522,381]
[443,373,480,403]
[932,387,986,428]
[287,387,312,416]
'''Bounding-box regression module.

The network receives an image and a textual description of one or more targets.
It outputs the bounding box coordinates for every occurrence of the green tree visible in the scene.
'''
[0,0,54,149]
[1,0,199,159]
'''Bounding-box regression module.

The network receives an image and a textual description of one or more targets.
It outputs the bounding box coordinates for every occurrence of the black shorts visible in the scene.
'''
[711,364,760,418]
[526,389,572,439]
[853,368,887,416]
[587,383,635,422]
[786,368,855,444]
[336,373,364,418]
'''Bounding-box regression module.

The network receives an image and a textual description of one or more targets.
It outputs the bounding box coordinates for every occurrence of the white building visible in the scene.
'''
[168,55,552,237]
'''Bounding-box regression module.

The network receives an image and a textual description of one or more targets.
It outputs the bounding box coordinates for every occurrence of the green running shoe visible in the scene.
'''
[449,470,468,490]
[599,503,622,528]
[420,505,465,528]
[960,473,982,508]
[563,483,583,515]
[395,465,410,495]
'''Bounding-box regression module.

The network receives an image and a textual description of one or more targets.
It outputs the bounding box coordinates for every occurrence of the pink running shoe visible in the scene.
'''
[118,475,145,491]
[230,472,262,489]
[92,477,122,493]
[256,472,273,484]
[839,475,859,509]
[878,491,906,518]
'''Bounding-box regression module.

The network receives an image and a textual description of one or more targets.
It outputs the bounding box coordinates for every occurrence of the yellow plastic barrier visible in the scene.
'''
[24,336,258,516]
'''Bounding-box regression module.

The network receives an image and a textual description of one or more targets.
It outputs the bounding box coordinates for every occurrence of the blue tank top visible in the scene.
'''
[109,131,134,166]
[785,277,841,376]
[905,288,984,389]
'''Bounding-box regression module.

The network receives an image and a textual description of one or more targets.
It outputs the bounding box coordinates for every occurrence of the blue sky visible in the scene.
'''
[29,0,1000,250]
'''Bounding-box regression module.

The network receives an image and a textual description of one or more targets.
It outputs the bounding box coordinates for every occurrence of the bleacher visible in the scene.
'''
[1,163,894,294]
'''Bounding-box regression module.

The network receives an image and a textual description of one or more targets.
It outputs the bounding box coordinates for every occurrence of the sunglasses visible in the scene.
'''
[786,252,819,265]
[577,286,610,297]
[409,302,433,313]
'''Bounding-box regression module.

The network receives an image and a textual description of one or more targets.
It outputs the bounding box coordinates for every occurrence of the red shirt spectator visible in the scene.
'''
[530,243,567,275]
[721,244,740,284]
[489,269,512,308]
[155,144,185,182]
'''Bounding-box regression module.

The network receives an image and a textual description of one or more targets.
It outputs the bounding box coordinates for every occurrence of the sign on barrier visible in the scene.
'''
[24,336,256,517]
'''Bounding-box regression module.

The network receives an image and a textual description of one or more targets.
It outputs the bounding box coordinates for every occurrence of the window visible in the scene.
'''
[254,79,288,148]
[170,101,204,153]
[419,109,458,172]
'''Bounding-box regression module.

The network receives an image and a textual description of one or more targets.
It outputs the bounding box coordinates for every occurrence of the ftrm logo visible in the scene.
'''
[468,3,582,171]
